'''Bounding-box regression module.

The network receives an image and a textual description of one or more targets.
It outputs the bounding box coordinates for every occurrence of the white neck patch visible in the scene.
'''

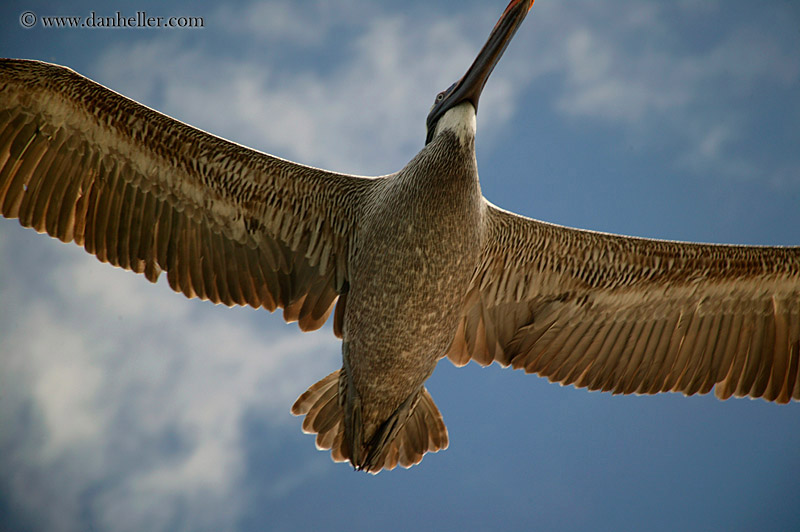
[433,102,477,146]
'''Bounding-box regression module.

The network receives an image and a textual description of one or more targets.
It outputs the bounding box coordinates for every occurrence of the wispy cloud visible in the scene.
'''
[505,1,800,185]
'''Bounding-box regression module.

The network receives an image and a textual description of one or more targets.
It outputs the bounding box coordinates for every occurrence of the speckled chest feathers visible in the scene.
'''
[345,130,484,409]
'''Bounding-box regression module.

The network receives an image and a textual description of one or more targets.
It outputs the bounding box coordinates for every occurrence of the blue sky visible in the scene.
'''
[1,0,799,531]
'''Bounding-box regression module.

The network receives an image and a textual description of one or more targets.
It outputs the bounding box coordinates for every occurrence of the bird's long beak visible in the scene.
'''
[426,0,534,142]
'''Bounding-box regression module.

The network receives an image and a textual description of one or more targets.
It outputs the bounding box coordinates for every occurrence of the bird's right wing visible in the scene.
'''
[446,201,800,403]
[0,58,376,331]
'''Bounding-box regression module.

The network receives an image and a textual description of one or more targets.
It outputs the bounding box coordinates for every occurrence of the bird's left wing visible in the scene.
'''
[0,59,375,331]
[445,201,800,403]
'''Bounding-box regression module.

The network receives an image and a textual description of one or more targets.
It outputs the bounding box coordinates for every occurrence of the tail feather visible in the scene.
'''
[417,389,448,450]
[291,370,449,473]
[292,371,338,417]
[291,370,346,455]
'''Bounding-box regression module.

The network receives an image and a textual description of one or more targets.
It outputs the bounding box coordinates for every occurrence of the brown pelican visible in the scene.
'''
[0,0,798,474]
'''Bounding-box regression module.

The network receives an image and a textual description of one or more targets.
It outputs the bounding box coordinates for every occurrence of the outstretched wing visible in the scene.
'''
[0,59,375,331]
[446,201,800,403]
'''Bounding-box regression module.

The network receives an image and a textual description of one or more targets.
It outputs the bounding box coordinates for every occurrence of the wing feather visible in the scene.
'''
[446,201,800,403]
[0,59,375,329]
[617,318,652,393]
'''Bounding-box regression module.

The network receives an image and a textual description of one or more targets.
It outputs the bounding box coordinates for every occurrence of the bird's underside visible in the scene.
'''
[1,0,798,475]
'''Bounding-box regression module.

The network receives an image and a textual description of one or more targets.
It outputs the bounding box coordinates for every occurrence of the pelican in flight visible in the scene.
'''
[0,0,798,473]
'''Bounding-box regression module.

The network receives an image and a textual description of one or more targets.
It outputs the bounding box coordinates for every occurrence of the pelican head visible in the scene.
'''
[425,0,535,144]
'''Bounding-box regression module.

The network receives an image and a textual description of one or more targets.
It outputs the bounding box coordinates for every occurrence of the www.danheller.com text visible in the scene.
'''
[36,11,204,29]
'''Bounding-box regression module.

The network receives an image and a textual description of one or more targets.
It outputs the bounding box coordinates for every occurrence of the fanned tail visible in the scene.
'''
[291,370,449,473]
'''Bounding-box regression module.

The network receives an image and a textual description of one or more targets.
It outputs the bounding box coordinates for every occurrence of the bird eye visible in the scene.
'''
[434,82,457,105]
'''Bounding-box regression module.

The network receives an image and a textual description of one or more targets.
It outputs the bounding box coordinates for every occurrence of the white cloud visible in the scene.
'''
[554,27,689,123]
[0,226,339,531]
[214,1,329,46]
